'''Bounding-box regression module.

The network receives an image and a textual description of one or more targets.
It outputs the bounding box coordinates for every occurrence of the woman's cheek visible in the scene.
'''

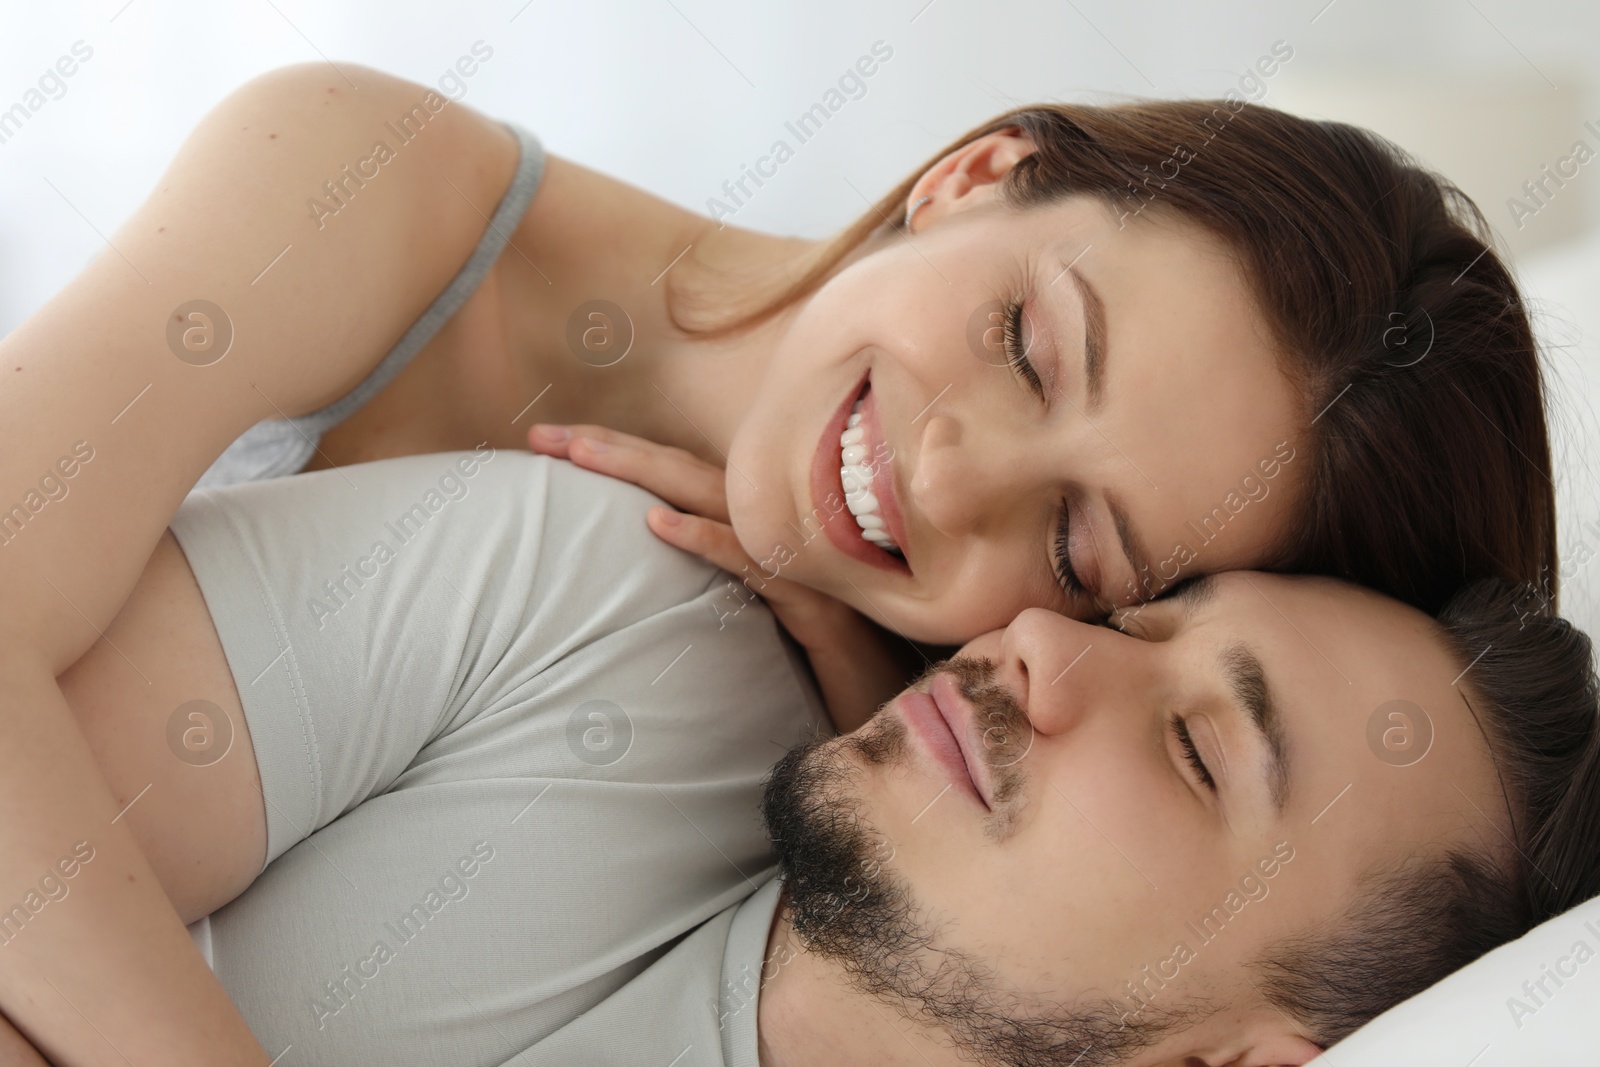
[900,583,1021,646]
[722,438,774,554]
[725,477,781,564]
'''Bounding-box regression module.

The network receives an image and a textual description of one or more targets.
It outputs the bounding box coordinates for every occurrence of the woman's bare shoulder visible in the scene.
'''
[0,62,522,667]
[139,61,524,411]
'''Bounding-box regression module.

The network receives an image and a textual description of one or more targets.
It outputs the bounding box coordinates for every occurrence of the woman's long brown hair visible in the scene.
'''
[670,98,1557,613]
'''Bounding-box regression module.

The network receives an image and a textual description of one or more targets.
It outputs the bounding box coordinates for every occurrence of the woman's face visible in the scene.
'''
[726,138,1304,644]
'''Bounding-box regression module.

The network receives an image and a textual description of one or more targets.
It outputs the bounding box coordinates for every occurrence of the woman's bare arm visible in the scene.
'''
[0,1007,54,1067]
[57,531,266,925]
[0,61,519,1065]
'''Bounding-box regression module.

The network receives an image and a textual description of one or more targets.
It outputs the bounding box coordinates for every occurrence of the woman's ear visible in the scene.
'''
[905,126,1037,228]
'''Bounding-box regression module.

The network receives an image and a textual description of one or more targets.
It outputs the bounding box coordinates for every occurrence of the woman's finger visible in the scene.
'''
[529,423,692,460]
[646,507,751,573]
[557,435,729,522]
[529,423,727,517]
[646,507,837,627]
[574,438,728,521]
[526,423,577,459]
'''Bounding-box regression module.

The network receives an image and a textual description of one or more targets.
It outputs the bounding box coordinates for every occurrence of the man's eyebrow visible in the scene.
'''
[1167,573,1217,615]
[1065,264,1107,414]
[1219,642,1290,815]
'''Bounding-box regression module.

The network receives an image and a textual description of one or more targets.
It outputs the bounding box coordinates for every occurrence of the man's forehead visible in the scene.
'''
[1164,572,1222,616]
[1104,571,1496,808]
[1098,575,1508,942]
[1147,571,1410,641]
[1168,572,1494,795]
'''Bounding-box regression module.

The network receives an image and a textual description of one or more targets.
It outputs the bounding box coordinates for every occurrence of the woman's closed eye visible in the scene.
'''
[1005,302,1092,604]
[992,290,1084,602]
[1002,300,1047,402]
[1052,499,1088,601]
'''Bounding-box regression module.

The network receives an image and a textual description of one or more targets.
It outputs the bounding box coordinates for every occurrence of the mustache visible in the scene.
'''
[761,665,1180,1067]
[909,656,1033,805]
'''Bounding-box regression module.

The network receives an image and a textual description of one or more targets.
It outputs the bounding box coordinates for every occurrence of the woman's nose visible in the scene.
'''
[999,607,1103,736]
[911,414,1021,537]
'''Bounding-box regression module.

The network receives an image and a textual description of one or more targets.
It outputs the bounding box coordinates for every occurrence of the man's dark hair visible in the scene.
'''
[1250,577,1600,1046]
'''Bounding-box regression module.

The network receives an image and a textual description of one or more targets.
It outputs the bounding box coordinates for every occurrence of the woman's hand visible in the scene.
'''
[528,424,919,732]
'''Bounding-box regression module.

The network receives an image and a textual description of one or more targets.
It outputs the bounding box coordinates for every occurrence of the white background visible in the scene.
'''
[1,0,1597,633]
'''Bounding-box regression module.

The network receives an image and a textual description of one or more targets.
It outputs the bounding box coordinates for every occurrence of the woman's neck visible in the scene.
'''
[625,221,817,464]
[496,154,821,467]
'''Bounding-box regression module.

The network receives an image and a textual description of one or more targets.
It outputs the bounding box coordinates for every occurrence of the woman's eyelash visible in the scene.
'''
[1172,716,1216,791]
[1014,301,1079,605]
[1003,300,1046,401]
[1052,501,1084,599]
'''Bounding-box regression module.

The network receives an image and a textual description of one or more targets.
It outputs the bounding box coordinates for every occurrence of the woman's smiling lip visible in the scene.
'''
[809,372,910,574]
[856,385,913,565]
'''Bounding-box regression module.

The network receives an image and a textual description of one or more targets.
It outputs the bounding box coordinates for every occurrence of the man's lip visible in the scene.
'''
[899,688,990,811]
[929,671,994,809]
[808,373,909,574]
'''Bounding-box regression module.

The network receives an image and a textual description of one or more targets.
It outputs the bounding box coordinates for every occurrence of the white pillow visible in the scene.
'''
[1314,895,1600,1063]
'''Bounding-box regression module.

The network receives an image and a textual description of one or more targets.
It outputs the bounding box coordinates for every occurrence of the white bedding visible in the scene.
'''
[1313,895,1600,1062]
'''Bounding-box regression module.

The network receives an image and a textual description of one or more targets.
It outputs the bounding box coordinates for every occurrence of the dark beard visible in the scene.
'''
[760,657,1191,1067]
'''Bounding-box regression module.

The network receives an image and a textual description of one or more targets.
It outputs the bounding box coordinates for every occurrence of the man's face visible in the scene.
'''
[762,572,1505,1064]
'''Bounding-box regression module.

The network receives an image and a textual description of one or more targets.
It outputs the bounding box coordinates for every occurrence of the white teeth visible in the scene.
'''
[839,397,901,556]
[847,490,878,514]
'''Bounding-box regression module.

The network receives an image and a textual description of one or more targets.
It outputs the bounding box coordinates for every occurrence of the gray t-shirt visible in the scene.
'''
[169,450,826,1065]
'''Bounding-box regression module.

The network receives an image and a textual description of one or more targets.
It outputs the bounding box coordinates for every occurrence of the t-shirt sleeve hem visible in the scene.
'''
[169,491,323,869]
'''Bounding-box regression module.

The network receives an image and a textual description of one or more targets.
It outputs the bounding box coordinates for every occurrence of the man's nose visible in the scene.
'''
[910,414,1033,538]
[998,607,1106,736]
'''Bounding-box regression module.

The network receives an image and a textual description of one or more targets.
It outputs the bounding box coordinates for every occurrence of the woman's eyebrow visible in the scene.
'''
[1105,490,1154,598]
[1064,264,1107,413]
